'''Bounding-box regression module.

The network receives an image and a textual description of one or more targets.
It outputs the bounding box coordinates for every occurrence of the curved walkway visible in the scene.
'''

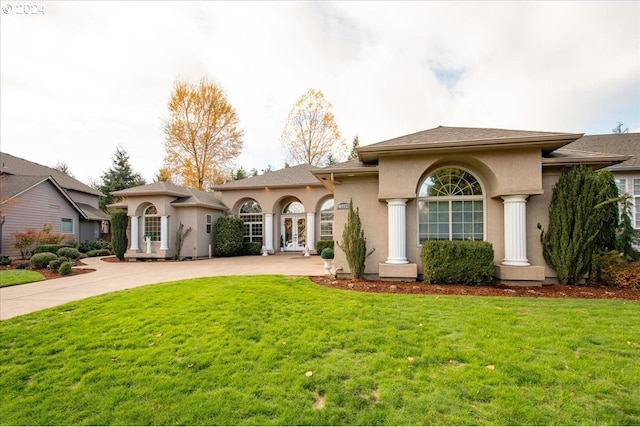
[1,254,327,320]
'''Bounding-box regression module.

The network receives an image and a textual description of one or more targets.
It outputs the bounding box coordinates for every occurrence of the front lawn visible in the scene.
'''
[0,269,45,287]
[1,276,638,425]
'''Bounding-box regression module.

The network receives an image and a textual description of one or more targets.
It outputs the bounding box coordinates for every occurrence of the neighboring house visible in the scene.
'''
[109,181,228,260]
[564,133,640,229]
[0,152,109,257]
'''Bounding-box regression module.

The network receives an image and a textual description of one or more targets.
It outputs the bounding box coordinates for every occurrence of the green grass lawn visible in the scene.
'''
[1,276,638,426]
[0,269,45,287]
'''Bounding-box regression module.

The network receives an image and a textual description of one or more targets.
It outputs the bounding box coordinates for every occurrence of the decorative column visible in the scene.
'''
[265,213,274,252]
[160,215,169,250]
[130,216,140,251]
[306,212,315,253]
[386,199,408,264]
[502,195,530,266]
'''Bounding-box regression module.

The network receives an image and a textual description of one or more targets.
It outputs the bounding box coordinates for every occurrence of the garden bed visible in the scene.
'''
[0,259,95,280]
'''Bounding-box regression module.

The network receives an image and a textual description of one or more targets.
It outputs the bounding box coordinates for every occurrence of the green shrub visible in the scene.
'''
[86,249,112,257]
[242,242,263,256]
[110,210,128,261]
[336,200,375,279]
[57,247,82,260]
[58,261,72,276]
[316,240,334,255]
[422,240,495,285]
[30,252,58,269]
[320,247,334,259]
[0,254,12,266]
[15,262,30,270]
[33,244,70,255]
[214,216,245,257]
[79,239,112,253]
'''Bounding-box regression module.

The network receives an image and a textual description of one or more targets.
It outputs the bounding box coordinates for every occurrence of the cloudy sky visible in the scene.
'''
[1,1,639,185]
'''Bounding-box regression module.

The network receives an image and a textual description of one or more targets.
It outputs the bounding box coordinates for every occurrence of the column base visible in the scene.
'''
[494,264,544,287]
[379,263,418,282]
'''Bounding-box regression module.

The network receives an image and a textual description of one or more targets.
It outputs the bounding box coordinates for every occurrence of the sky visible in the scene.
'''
[1,1,639,186]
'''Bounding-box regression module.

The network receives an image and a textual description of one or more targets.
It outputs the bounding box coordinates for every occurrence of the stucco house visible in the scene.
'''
[109,181,228,260]
[0,152,109,257]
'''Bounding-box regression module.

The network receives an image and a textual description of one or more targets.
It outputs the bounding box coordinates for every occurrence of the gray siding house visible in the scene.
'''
[0,152,109,257]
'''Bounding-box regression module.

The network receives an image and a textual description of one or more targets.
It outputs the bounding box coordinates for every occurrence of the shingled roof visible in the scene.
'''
[563,133,640,169]
[213,163,324,190]
[0,152,102,196]
[111,181,227,211]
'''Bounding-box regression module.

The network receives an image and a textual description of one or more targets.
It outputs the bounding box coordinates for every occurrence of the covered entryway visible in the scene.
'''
[282,201,306,252]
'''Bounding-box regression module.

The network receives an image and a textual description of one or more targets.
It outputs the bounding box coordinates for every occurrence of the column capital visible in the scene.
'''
[386,198,408,206]
[501,195,529,203]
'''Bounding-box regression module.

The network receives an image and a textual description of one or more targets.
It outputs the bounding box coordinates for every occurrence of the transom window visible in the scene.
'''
[239,200,263,243]
[320,199,334,241]
[283,201,304,214]
[144,205,161,241]
[418,168,484,242]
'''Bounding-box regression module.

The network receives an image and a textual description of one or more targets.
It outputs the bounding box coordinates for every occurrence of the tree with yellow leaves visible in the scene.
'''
[280,89,345,166]
[162,77,243,190]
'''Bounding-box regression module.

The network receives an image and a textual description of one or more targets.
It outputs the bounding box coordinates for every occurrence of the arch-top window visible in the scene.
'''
[320,199,334,241]
[144,205,161,241]
[283,201,304,214]
[239,200,263,243]
[418,168,484,242]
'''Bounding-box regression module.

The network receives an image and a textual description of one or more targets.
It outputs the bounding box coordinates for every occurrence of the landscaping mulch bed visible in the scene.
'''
[1,259,95,280]
[309,276,639,301]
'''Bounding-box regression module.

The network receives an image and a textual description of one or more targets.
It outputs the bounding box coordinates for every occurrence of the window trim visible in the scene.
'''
[319,198,334,241]
[239,200,263,243]
[61,218,74,234]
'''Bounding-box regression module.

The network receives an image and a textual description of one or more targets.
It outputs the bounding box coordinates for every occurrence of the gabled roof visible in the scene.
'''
[111,181,227,211]
[0,152,102,196]
[562,133,640,170]
[0,174,89,219]
[356,126,583,162]
[212,163,324,190]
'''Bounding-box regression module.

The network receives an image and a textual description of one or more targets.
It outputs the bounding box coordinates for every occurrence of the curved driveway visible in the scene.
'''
[1,254,326,320]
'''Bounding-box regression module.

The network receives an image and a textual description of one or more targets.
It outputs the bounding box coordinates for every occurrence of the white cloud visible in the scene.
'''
[1,1,638,184]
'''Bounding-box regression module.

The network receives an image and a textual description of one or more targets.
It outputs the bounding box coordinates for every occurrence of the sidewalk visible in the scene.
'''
[1,254,327,320]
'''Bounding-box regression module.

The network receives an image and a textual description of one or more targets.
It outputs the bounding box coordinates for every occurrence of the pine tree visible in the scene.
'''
[348,135,360,160]
[110,209,128,261]
[97,145,146,210]
[337,199,374,279]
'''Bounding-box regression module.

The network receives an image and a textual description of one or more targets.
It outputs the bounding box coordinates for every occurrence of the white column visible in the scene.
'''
[306,212,315,252]
[502,195,530,266]
[130,216,140,251]
[386,199,408,264]
[265,213,274,252]
[160,215,169,250]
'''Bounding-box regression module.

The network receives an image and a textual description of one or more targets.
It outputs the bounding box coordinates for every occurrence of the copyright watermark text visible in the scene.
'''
[2,3,46,15]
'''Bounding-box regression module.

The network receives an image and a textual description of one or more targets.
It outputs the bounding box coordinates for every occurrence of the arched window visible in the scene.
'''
[239,200,263,243]
[320,199,334,241]
[144,205,161,241]
[283,201,304,214]
[418,168,484,242]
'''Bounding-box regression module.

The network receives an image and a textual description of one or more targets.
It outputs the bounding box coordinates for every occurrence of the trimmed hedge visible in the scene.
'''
[243,242,263,256]
[30,252,58,269]
[57,247,82,260]
[33,244,70,255]
[316,240,334,255]
[58,261,72,275]
[86,249,112,257]
[320,247,334,259]
[78,239,112,253]
[214,216,245,257]
[422,240,494,285]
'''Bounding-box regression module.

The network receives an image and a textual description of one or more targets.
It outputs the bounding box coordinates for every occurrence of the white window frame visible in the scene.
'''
[206,214,213,234]
[239,200,263,243]
[61,218,74,234]
[319,198,334,241]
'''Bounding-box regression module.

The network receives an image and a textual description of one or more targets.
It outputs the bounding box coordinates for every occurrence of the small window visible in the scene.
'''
[61,218,73,234]
[206,214,213,234]
[320,199,334,241]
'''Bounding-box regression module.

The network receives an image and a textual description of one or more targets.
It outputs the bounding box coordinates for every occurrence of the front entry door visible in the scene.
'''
[283,215,306,251]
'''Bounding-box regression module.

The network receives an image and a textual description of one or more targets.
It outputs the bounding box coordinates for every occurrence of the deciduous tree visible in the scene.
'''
[162,77,244,190]
[280,89,345,166]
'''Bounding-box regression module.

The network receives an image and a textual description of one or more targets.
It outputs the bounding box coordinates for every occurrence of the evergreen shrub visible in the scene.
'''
[0,254,12,266]
[337,199,374,279]
[214,216,245,257]
[79,239,112,253]
[57,247,82,260]
[33,245,70,255]
[422,240,494,285]
[242,242,262,256]
[110,210,129,261]
[320,247,334,259]
[86,249,112,257]
[16,262,30,270]
[316,240,334,255]
[30,252,58,269]
[58,261,72,276]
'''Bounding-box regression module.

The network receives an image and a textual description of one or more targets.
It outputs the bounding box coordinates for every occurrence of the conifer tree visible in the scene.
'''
[337,199,374,279]
[110,209,128,261]
[97,145,146,210]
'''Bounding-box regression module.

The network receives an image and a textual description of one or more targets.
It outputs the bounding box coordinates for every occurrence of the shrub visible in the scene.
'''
[38,224,65,245]
[110,210,129,261]
[30,252,58,269]
[422,240,494,285]
[58,261,72,276]
[79,239,112,253]
[48,259,63,270]
[336,199,374,279]
[320,247,334,259]
[16,262,30,270]
[591,251,640,288]
[34,244,70,255]
[12,229,39,259]
[316,240,334,255]
[86,249,112,257]
[0,254,12,266]
[214,216,245,257]
[57,247,82,260]
[609,263,640,289]
[243,242,263,256]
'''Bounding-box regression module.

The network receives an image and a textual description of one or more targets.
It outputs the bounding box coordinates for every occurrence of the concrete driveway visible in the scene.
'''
[1,254,327,320]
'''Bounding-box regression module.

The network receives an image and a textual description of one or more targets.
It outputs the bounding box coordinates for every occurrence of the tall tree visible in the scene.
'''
[348,135,360,160]
[612,121,629,134]
[280,88,344,166]
[154,166,173,183]
[52,161,74,177]
[162,77,244,190]
[96,145,146,210]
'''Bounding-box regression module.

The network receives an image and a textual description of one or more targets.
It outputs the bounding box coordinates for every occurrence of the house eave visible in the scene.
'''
[542,154,631,169]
